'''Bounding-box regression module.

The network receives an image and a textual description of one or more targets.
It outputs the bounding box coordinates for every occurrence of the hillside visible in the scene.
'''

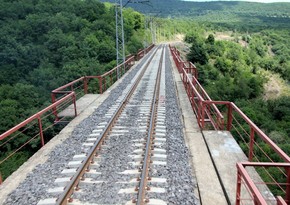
[0,0,145,179]
[101,0,290,29]
[0,0,145,132]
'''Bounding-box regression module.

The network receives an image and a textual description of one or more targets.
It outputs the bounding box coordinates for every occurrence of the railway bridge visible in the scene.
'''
[0,44,289,205]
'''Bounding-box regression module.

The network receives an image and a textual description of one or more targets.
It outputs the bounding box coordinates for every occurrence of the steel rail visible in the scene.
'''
[136,45,165,204]
[55,45,159,205]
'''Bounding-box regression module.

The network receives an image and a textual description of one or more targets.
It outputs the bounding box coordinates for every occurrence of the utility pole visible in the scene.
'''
[144,16,148,49]
[115,0,125,80]
[115,0,150,79]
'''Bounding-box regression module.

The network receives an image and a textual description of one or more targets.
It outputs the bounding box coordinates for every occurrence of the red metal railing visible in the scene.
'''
[136,44,155,61]
[50,55,136,120]
[236,162,290,205]
[0,92,76,184]
[51,45,155,121]
[169,44,290,204]
[203,101,290,163]
[0,45,154,184]
[169,44,224,130]
[96,54,135,94]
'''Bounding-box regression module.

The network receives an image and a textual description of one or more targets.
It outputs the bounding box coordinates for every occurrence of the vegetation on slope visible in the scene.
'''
[0,0,145,179]
[184,26,290,145]
[1,0,290,191]
[183,24,290,196]
[101,0,290,30]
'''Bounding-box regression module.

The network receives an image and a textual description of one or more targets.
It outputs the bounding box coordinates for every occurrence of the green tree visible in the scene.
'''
[206,34,215,45]
[187,37,209,65]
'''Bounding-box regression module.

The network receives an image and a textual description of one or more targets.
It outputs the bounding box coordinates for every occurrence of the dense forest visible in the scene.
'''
[121,0,290,149]
[184,29,290,145]
[139,3,290,194]
[182,27,290,195]
[1,0,290,193]
[0,0,145,179]
[0,0,145,134]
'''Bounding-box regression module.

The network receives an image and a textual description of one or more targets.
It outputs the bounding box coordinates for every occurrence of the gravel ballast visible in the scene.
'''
[3,45,199,205]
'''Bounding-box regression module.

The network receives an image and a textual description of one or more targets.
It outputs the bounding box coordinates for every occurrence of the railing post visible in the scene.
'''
[276,196,287,205]
[249,127,255,161]
[253,196,259,205]
[201,101,206,129]
[182,70,186,82]
[0,172,3,185]
[51,93,59,122]
[103,77,106,91]
[227,103,233,131]
[38,116,45,147]
[220,116,225,130]
[84,77,88,94]
[72,93,77,117]
[191,87,195,111]
[286,168,290,204]
[186,78,190,96]
[197,100,202,127]
[98,76,103,94]
[192,76,197,87]
[236,168,242,205]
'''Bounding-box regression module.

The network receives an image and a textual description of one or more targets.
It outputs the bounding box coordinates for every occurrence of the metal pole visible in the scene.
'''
[51,93,59,122]
[98,76,103,94]
[72,93,77,117]
[236,169,242,205]
[249,128,255,161]
[84,77,88,94]
[115,0,125,79]
[38,117,45,147]
[227,103,233,131]
[286,168,290,204]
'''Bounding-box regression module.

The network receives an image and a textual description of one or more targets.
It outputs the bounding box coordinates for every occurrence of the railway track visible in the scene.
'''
[38,45,167,205]
[3,45,198,205]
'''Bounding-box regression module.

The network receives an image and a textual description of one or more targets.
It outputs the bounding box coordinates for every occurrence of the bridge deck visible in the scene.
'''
[0,45,275,205]
[204,131,275,205]
[170,52,274,205]
[0,65,133,205]
[171,55,228,204]
[58,94,100,117]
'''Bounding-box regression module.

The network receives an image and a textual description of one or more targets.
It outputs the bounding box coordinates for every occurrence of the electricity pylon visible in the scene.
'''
[115,0,125,79]
[115,0,150,79]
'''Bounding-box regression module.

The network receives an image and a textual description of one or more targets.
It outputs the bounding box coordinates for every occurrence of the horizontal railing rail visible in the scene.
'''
[50,45,154,121]
[169,44,224,130]
[169,44,290,204]
[0,44,154,184]
[236,162,290,205]
[136,44,155,61]
[0,92,76,184]
[203,101,290,163]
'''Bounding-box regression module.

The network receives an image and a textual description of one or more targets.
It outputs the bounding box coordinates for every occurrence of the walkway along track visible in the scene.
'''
[39,45,167,205]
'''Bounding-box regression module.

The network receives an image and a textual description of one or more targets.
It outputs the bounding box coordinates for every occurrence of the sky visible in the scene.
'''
[182,0,290,3]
